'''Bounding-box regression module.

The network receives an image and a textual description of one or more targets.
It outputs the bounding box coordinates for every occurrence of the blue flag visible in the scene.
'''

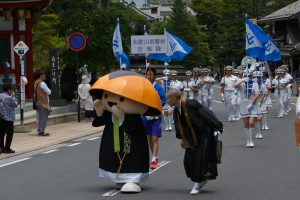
[112,19,130,67]
[166,31,193,61]
[245,17,281,61]
[245,18,266,61]
[264,38,282,61]
[146,31,192,62]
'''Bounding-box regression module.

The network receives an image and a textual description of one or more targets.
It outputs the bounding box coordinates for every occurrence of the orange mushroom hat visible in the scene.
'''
[89,70,162,116]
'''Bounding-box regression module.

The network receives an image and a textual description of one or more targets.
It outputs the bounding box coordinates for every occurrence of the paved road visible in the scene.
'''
[1,90,300,200]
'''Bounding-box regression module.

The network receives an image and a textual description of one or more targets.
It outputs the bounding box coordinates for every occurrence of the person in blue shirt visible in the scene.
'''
[0,84,18,154]
[142,67,166,169]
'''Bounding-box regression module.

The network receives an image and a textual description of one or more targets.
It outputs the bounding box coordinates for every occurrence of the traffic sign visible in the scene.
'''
[68,32,86,51]
[14,41,29,57]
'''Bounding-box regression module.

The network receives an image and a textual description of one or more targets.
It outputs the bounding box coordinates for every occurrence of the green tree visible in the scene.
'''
[168,0,212,66]
[32,14,67,70]
[43,0,148,100]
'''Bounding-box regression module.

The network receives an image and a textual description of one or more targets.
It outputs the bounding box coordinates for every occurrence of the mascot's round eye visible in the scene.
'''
[119,97,125,102]
[104,94,108,99]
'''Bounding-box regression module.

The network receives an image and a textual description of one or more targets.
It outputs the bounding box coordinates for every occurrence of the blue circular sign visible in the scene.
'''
[68,32,86,51]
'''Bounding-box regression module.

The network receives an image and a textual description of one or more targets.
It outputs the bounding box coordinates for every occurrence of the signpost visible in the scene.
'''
[68,32,86,122]
[14,41,29,126]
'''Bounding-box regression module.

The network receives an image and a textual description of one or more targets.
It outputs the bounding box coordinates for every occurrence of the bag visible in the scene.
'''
[215,132,222,164]
[33,98,37,110]
[294,119,300,146]
[33,81,41,110]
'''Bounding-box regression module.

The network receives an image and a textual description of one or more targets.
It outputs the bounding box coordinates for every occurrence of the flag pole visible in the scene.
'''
[117,18,122,70]
[144,25,148,68]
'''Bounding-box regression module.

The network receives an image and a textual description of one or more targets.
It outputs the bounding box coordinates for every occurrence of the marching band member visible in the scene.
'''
[233,68,243,120]
[183,71,194,100]
[190,68,200,102]
[235,71,260,147]
[253,71,264,139]
[261,72,272,129]
[156,66,172,132]
[282,65,294,114]
[200,68,215,110]
[272,69,288,118]
[163,70,184,131]
[220,66,239,121]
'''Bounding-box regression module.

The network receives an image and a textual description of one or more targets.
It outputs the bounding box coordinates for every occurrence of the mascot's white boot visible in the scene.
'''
[120,182,141,193]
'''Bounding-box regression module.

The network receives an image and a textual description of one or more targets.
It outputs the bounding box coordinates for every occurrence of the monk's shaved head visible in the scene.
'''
[167,88,181,100]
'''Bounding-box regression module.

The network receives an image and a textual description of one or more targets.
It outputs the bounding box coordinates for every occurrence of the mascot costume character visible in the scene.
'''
[89,70,162,193]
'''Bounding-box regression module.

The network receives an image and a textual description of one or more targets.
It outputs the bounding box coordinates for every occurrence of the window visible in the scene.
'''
[151,8,158,14]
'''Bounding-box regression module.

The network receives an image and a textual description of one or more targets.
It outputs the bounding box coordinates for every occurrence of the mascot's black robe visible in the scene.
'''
[173,99,223,183]
[93,111,149,182]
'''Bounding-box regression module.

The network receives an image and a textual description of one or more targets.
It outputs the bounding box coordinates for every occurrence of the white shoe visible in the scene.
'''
[233,117,240,121]
[284,113,288,116]
[165,127,169,131]
[120,182,141,193]
[168,125,173,131]
[190,187,201,195]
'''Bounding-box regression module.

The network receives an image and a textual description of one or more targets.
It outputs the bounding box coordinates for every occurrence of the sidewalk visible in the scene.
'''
[0,121,103,160]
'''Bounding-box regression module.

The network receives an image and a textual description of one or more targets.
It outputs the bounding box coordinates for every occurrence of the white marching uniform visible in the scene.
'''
[285,73,293,113]
[221,75,238,121]
[191,77,200,102]
[233,77,243,119]
[240,80,261,118]
[170,80,184,92]
[272,77,288,118]
[199,76,215,110]
[262,78,272,107]
[183,79,195,100]
[259,83,269,114]
[163,79,184,131]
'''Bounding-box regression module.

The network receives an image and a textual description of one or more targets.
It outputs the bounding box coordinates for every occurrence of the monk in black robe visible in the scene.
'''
[166,88,223,195]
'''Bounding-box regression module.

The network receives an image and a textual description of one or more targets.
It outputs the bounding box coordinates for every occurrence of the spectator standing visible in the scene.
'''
[34,70,51,136]
[0,84,18,154]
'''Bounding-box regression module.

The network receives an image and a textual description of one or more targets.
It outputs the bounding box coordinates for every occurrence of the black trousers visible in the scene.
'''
[0,118,14,150]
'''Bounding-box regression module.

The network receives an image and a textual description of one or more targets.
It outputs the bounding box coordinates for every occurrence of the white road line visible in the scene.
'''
[103,189,118,197]
[41,149,59,154]
[110,190,120,197]
[88,137,100,141]
[213,100,223,104]
[67,142,81,147]
[150,161,171,174]
[102,161,171,197]
[0,157,32,168]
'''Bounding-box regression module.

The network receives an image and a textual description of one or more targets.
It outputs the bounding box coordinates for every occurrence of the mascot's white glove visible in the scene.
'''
[94,99,105,117]
[247,103,253,112]
[221,93,225,102]
[112,105,125,120]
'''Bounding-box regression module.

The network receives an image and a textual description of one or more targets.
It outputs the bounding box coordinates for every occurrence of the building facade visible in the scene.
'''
[0,0,52,98]
[259,0,300,78]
